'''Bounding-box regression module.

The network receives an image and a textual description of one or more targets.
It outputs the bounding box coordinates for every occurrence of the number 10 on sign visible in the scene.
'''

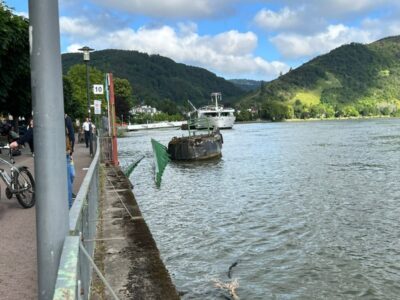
[93,84,104,94]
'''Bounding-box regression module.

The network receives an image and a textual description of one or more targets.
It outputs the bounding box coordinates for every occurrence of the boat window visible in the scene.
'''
[204,113,218,117]
[220,112,230,116]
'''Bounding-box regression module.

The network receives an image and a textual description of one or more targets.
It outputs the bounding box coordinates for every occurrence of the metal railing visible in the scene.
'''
[53,137,100,300]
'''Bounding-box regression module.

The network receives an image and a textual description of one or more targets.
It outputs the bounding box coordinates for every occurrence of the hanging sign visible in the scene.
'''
[94,100,102,114]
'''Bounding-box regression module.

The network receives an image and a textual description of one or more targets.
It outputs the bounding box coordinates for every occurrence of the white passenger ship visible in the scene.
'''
[192,92,236,129]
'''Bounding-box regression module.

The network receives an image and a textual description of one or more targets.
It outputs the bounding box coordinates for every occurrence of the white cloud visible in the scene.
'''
[270,24,374,59]
[91,0,236,18]
[60,16,100,37]
[261,0,396,19]
[13,11,29,18]
[361,17,400,37]
[254,7,303,31]
[307,0,393,16]
[207,30,258,56]
[65,22,288,79]
[253,0,400,36]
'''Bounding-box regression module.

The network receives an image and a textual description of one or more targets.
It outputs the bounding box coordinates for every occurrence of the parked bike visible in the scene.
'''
[0,145,35,208]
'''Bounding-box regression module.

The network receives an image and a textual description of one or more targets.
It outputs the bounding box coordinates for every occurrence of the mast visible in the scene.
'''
[211,92,222,110]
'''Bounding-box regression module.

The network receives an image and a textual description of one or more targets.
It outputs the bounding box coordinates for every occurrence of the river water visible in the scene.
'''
[118,119,400,299]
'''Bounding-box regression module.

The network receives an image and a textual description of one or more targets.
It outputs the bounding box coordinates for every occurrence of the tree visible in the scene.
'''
[63,76,76,118]
[261,101,294,121]
[0,4,31,118]
[235,109,253,121]
[65,64,106,120]
[114,78,134,121]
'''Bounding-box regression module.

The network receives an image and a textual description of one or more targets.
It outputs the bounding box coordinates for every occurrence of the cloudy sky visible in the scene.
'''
[5,0,400,80]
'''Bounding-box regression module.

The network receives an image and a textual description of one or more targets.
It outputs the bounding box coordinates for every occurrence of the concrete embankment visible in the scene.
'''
[91,164,180,299]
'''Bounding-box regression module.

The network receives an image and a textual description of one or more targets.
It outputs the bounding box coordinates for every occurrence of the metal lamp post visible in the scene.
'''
[78,46,94,155]
[78,46,94,119]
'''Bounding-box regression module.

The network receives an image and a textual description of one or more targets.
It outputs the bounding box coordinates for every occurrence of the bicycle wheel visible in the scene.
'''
[15,167,35,208]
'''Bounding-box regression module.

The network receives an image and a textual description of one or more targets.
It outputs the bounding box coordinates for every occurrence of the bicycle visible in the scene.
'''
[0,145,35,208]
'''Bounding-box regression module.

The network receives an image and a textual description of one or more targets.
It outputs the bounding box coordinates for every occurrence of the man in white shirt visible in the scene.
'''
[82,117,91,148]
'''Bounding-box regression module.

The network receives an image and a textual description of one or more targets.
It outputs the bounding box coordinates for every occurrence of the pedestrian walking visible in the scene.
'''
[82,117,92,148]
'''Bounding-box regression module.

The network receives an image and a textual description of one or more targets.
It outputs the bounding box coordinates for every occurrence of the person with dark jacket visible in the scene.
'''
[65,114,75,154]
[10,120,34,154]
[26,119,34,154]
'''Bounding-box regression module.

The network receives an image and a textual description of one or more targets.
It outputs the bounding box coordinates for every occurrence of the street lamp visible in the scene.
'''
[78,46,94,119]
[78,46,94,156]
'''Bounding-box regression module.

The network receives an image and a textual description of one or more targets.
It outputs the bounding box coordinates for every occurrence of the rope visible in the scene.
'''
[79,241,120,300]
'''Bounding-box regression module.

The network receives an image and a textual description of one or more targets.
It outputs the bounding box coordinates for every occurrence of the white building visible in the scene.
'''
[130,105,158,115]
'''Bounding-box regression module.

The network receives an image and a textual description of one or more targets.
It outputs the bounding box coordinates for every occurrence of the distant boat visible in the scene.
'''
[126,121,186,131]
[167,128,223,160]
[189,92,236,130]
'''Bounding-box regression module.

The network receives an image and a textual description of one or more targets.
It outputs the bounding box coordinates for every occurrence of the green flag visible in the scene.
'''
[151,139,170,187]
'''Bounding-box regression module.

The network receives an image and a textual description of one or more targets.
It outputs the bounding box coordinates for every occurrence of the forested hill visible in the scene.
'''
[239,36,400,119]
[229,79,261,91]
[62,49,245,107]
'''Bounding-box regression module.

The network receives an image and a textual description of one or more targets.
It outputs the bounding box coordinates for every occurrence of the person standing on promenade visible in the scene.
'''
[9,119,33,152]
[26,118,34,155]
[82,117,91,148]
[65,114,75,153]
[65,114,75,208]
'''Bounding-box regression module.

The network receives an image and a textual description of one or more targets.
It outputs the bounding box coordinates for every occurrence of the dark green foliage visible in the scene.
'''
[63,76,75,117]
[235,109,256,122]
[0,4,31,118]
[62,50,245,110]
[261,101,294,121]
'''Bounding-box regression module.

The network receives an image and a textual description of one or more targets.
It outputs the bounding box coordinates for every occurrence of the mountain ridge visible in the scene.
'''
[62,49,246,108]
[238,35,400,119]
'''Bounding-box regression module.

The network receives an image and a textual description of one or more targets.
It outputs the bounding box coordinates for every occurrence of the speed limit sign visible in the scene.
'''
[93,84,104,94]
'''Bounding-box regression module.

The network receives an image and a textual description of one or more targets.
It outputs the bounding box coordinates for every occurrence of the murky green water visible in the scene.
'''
[118,119,400,299]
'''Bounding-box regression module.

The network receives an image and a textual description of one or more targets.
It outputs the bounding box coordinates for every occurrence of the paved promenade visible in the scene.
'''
[0,141,92,300]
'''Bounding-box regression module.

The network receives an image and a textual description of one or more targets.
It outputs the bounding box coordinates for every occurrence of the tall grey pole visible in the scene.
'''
[85,60,94,155]
[29,1,69,299]
[86,61,91,119]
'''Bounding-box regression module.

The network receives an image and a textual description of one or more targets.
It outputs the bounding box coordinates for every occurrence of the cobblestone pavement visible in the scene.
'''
[0,141,92,300]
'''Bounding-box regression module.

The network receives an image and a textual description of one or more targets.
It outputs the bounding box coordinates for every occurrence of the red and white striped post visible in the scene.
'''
[107,73,119,166]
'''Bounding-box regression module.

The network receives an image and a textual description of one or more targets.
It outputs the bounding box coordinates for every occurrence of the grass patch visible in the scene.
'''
[290,90,321,106]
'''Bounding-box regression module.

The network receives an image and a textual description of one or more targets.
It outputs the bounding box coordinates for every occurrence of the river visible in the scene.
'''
[118,119,400,299]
